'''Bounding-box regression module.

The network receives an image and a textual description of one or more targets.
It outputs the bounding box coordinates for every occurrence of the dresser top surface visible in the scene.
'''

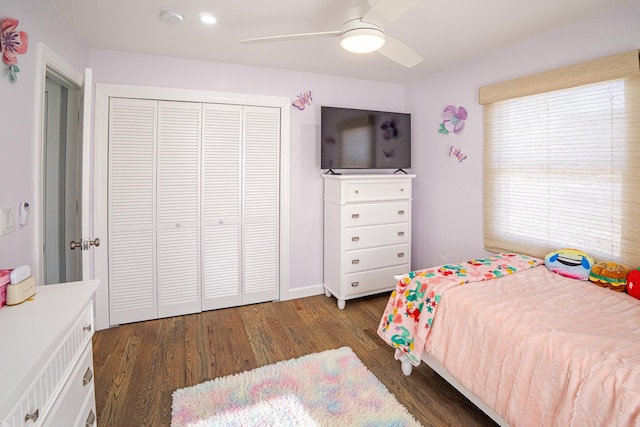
[0,279,99,416]
[322,173,416,180]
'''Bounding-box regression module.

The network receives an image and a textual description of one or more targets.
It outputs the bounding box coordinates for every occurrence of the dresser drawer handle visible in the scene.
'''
[25,409,39,423]
[398,231,405,236]
[398,252,405,258]
[86,409,96,426]
[83,367,93,386]
[351,236,360,242]
[83,324,92,333]
[355,190,359,194]
[351,282,360,287]
[352,259,360,264]
[351,213,360,219]
[397,210,405,215]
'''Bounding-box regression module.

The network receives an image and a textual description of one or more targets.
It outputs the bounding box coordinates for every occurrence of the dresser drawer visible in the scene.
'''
[44,343,95,427]
[345,223,408,250]
[345,180,411,202]
[344,264,410,296]
[346,201,409,227]
[346,244,409,274]
[2,302,94,427]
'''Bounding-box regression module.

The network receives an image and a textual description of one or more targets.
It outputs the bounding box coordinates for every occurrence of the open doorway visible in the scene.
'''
[42,75,82,284]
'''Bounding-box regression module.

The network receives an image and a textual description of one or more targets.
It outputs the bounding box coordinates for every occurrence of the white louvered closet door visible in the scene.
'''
[108,98,157,325]
[157,101,202,318]
[201,104,242,310]
[243,106,280,304]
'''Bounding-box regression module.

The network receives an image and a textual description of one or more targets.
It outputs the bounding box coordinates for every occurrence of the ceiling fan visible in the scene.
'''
[238,0,423,68]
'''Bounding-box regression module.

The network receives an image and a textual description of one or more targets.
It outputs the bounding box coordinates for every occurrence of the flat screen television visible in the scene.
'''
[321,106,411,172]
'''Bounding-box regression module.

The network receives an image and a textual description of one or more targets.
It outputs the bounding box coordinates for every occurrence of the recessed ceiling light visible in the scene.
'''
[199,13,217,25]
[160,8,183,24]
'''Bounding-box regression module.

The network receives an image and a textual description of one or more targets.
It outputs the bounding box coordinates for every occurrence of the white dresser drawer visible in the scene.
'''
[2,301,94,427]
[343,264,410,296]
[345,223,409,250]
[346,244,409,274]
[346,201,409,227]
[345,180,411,202]
[44,343,95,427]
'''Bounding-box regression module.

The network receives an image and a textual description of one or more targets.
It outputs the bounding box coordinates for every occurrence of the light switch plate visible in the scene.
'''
[1,207,16,236]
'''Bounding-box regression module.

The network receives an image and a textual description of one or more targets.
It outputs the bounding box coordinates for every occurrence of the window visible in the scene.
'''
[480,50,640,266]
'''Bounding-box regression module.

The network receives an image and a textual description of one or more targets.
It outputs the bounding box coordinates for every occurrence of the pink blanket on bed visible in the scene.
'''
[377,253,541,365]
[426,266,640,426]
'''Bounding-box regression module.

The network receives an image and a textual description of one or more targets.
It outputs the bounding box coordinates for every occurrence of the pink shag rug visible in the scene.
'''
[171,346,421,426]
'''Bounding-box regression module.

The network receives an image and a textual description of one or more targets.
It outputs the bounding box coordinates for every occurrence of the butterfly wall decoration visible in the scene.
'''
[292,91,312,110]
[449,145,467,163]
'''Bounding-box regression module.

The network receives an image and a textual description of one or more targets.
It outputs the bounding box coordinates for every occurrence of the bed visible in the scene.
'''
[377,253,640,426]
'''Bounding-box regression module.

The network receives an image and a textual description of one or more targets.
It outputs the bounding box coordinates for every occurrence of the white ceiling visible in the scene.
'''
[50,0,638,84]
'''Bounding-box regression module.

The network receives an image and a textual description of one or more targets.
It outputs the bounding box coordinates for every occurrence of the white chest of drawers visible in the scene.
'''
[323,174,415,309]
[0,280,99,427]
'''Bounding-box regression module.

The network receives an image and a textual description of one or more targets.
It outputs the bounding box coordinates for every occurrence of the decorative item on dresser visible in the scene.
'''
[0,280,99,427]
[323,174,415,309]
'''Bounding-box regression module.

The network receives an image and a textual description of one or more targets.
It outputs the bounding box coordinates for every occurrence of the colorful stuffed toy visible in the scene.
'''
[589,261,630,292]
[544,249,594,280]
[626,269,640,299]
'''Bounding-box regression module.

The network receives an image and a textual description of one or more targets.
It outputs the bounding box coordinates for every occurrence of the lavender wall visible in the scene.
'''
[406,4,640,268]
[0,0,88,275]
[89,50,405,293]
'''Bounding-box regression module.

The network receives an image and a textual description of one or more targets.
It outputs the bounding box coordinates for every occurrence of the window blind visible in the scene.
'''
[482,50,640,266]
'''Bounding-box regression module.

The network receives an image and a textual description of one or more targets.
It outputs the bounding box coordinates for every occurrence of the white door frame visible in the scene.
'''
[93,84,291,330]
[35,43,92,283]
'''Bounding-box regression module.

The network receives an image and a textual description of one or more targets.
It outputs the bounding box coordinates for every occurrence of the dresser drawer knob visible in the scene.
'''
[83,367,93,386]
[83,324,92,333]
[351,282,360,287]
[351,213,360,219]
[398,252,405,258]
[352,259,360,264]
[351,236,360,242]
[398,231,405,236]
[25,409,39,423]
[397,210,405,215]
[355,190,359,194]
[86,409,96,426]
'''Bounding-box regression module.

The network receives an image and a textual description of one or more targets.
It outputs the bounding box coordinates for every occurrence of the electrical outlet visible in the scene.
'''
[1,207,16,236]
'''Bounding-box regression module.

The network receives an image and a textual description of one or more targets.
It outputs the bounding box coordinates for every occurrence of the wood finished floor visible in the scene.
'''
[92,293,498,427]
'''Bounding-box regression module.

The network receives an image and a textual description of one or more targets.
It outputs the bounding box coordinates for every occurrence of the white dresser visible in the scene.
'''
[0,280,99,427]
[323,174,415,309]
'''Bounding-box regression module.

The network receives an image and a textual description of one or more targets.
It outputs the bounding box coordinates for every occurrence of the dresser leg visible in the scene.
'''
[324,288,331,297]
[337,299,346,310]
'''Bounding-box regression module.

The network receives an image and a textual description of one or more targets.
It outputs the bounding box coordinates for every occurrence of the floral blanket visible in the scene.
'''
[377,253,542,366]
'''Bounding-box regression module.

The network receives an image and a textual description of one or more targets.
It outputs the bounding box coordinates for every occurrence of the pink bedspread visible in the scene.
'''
[426,266,640,426]
[378,253,541,365]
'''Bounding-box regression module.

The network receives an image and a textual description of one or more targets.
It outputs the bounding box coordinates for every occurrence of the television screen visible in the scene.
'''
[321,106,411,170]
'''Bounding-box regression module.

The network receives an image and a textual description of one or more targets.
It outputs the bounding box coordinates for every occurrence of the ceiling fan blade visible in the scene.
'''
[377,35,423,68]
[239,31,341,44]
[363,0,419,27]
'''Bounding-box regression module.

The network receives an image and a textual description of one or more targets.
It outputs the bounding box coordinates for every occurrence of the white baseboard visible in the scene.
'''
[280,284,325,301]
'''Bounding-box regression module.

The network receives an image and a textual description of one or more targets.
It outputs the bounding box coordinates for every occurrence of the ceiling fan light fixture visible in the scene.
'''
[340,27,385,54]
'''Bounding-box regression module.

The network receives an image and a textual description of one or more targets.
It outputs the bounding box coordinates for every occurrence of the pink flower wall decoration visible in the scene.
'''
[439,105,467,135]
[1,18,29,83]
